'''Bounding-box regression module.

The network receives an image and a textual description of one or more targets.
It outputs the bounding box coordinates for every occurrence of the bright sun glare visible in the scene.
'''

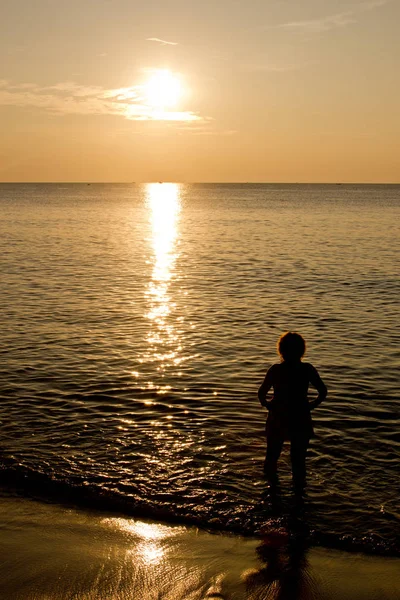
[144,70,182,110]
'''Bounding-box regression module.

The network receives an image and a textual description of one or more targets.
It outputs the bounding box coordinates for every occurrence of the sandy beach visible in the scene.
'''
[0,496,398,600]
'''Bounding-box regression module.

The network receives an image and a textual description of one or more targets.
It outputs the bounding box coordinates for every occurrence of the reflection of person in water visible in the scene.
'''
[244,528,316,600]
[258,332,327,487]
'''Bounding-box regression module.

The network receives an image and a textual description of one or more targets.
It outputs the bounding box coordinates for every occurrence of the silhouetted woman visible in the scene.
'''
[258,332,327,487]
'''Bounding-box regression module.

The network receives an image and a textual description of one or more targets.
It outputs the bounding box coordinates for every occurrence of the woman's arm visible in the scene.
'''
[258,366,275,408]
[308,364,327,409]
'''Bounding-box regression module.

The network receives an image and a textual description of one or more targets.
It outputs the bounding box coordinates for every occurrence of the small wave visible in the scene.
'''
[0,461,398,559]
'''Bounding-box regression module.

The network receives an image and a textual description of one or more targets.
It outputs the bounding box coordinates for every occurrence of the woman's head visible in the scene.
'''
[277,331,306,362]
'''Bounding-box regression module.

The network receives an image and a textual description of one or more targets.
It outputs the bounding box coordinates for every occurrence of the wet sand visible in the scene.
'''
[0,496,399,600]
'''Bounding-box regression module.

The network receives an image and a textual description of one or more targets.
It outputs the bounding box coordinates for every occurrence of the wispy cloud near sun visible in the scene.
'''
[276,0,391,33]
[146,38,178,46]
[0,80,200,122]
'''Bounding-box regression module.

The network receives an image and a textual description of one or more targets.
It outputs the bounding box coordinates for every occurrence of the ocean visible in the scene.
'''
[0,183,399,558]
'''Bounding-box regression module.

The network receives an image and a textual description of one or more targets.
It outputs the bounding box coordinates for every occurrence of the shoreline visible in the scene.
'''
[0,496,399,599]
[1,462,398,559]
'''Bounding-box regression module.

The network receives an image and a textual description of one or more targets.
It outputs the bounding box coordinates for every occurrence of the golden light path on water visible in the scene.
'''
[103,518,181,567]
[141,183,183,395]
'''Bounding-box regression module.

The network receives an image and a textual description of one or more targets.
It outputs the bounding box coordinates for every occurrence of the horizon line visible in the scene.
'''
[0,181,399,186]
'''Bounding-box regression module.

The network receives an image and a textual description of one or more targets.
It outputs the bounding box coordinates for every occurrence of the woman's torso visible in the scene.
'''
[267,361,314,439]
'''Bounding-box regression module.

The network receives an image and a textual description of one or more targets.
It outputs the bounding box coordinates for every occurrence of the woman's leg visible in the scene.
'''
[290,437,309,486]
[264,436,284,476]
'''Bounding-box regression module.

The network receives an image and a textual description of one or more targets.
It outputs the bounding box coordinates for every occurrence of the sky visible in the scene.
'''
[1,0,399,182]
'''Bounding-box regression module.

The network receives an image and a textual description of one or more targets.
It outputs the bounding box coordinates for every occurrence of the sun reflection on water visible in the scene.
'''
[143,183,182,384]
[147,182,180,307]
[102,518,183,567]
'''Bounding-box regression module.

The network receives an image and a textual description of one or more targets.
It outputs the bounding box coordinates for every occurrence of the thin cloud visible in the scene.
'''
[146,37,178,46]
[361,0,391,8]
[279,12,356,33]
[276,0,391,33]
[0,80,201,122]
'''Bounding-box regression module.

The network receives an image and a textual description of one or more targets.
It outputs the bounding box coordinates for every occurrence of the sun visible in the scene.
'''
[144,70,182,110]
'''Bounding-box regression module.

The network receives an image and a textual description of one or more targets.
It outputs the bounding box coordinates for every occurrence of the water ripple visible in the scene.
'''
[0,183,399,555]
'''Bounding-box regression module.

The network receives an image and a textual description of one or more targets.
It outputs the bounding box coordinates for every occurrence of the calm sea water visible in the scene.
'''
[0,183,399,555]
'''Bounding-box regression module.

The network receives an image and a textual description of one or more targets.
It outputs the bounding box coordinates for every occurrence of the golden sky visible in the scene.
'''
[1,0,399,182]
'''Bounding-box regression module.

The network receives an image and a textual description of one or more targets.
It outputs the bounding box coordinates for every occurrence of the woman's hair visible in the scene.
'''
[277,331,306,361]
